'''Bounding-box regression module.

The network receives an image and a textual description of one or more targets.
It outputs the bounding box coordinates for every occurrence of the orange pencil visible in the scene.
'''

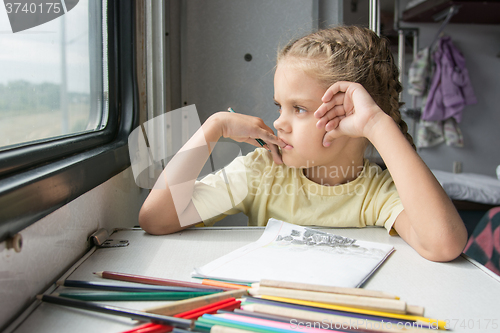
[202,279,250,290]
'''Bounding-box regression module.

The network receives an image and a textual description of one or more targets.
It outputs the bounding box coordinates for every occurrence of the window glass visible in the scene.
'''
[0,0,108,151]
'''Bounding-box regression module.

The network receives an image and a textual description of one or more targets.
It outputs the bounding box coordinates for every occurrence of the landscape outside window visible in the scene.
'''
[0,0,108,151]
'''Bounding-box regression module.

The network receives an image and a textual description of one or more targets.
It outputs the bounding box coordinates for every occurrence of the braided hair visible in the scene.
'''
[278,26,416,150]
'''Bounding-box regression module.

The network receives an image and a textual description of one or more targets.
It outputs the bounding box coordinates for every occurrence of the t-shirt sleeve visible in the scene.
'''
[365,167,404,234]
[378,190,404,234]
[191,149,264,226]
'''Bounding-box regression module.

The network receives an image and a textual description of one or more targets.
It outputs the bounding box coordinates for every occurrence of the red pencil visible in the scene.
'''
[94,271,230,291]
[177,299,241,319]
[173,298,236,318]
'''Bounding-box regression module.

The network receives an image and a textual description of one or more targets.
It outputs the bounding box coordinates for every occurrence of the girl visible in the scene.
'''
[139,26,467,262]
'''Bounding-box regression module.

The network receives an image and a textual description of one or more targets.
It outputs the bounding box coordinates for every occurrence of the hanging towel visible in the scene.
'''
[443,117,463,147]
[423,36,477,123]
[417,118,463,148]
[417,120,444,148]
[408,47,431,97]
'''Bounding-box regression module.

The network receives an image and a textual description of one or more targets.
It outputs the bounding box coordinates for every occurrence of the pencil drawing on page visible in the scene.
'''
[272,227,386,258]
[276,228,357,246]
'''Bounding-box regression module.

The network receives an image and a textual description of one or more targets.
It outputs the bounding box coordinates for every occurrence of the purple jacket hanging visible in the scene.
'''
[422,36,476,123]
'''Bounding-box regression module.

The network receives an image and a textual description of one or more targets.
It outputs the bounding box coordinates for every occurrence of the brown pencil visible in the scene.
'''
[94,271,230,291]
[146,289,248,316]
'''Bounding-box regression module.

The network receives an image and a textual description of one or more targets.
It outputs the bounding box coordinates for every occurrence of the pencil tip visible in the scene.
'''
[36,295,43,300]
[55,280,63,286]
[94,271,103,277]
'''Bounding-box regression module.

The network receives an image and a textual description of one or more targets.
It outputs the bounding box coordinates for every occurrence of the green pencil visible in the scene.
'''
[55,291,218,301]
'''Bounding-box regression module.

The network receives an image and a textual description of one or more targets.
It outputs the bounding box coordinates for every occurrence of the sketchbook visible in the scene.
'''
[192,218,394,288]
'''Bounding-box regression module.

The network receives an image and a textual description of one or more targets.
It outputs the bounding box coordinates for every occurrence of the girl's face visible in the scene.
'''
[273,59,364,169]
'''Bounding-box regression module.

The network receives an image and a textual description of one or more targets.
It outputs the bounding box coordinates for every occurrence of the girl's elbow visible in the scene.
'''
[139,204,168,235]
[423,218,468,262]
[421,234,468,262]
[424,246,463,262]
[138,205,157,234]
[139,202,185,235]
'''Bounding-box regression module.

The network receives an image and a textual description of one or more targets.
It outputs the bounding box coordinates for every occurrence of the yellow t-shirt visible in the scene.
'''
[192,148,404,233]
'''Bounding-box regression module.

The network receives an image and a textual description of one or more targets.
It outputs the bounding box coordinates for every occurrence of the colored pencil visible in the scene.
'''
[94,271,231,291]
[259,295,445,330]
[55,291,217,302]
[175,298,241,319]
[146,289,248,316]
[184,300,241,319]
[250,286,409,314]
[37,294,194,329]
[57,279,223,293]
[194,321,216,333]
[172,328,199,333]
[257,279,400,300]
[202,279,251,290]
[224,309,291,324]
[210,325,261,333]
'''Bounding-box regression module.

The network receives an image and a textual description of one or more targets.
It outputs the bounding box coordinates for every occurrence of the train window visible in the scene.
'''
[0,1,137,243]
[0,0,108,150]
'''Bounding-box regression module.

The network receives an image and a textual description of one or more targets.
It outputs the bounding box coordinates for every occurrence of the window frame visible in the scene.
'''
[0,0,138,243]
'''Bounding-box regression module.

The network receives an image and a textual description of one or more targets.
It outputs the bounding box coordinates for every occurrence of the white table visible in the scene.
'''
[8,227,500,333]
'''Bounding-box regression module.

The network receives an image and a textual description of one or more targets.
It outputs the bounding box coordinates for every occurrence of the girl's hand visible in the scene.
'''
[215,111,286,164]
[314,81,386,147]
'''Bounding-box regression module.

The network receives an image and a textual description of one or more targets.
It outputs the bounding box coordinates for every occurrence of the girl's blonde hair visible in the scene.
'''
[278,26,415,150]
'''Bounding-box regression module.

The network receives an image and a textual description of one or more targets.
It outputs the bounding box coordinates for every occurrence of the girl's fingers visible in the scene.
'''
[321,82,345,103]
[258,128,286,148]
[315,93,346,118]
[268,143,283,165]
[242,138,264,148]
[322,129,343,147]
[253,125,283,164]
[325,117,341,131]
[244,136,283,164]
[321,81,354,103]
[316,105,345,129]
[326,115,347,131]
